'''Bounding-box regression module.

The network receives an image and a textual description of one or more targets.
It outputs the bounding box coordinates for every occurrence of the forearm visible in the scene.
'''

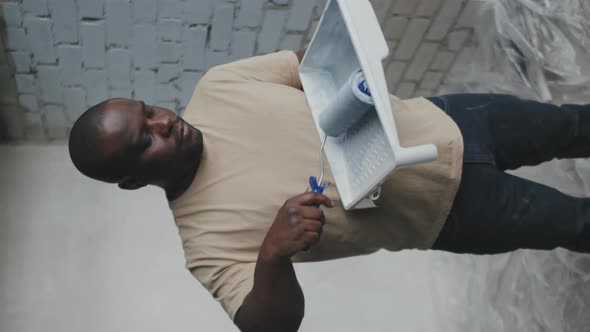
[235,192,332,332]
[235,253,304,332]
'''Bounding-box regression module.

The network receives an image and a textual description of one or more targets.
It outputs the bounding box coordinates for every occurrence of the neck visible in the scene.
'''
[164,159,201,201]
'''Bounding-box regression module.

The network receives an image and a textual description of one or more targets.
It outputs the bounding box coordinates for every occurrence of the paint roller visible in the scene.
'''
[307,68,373,195]
[304,69,373,253]
[319,69,374,137]
[303,69,373,252]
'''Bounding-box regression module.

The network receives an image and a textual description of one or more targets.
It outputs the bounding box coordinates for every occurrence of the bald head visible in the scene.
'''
[68,98,204,199]
[69,99,123,182]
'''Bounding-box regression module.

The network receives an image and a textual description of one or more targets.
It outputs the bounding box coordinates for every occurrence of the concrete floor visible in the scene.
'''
[1,144,589,332]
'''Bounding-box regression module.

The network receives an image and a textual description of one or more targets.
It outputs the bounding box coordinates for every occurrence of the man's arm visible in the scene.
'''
[212,50,307,90]
[234,252,304,332]
[234,192,333,332]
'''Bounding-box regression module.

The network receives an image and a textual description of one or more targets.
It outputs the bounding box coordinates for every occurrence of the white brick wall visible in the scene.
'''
[79,0,103,19]
[158,0,182,18]
[83,69,108,106]
[22,0,49,16]
[80,21,106,68]
[287,0,316,31]
[158,18,182,42]
[133,70,156,104]
[184,0,213,25]
[236,0,265,28]
[1,0,480,141]
[257,9,289,54]
[106,0,131,47]
[25,17,57,64]
[182,26,207,71]
[3,2,22,27]
[18,94,37,112]
[58,45,83,86]
[64,87,86,121]
[15,73,35,93]
[132,24,158,69]
[106,48,131,89]
[49,0,78,43]
[395,18,431,60]
[133,0,155,23]
[377,0,481,99]
[37,65,63,103]
[231,29,257,60]
[5,27,28,50]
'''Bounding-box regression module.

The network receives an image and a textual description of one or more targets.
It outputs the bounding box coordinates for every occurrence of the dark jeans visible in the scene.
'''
[426,94,590,254]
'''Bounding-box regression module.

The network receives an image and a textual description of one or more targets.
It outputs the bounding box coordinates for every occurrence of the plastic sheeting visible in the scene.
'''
[438,1,590,331]
[443,0,590,194]
[429,158,590,332]
[430,248,590,332]
[445,0,590,103]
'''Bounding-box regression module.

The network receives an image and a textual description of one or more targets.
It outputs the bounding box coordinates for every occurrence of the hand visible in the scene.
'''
[260,192,334,261]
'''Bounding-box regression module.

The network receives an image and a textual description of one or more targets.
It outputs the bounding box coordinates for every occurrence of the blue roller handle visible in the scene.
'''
[303,176,331,252]
[309,176,330,195]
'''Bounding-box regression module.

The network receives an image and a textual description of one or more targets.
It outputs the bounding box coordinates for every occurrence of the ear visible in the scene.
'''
[118,177,147,190]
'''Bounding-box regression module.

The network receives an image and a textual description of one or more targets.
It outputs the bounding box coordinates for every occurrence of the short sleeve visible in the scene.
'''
[210,51,302,89]
[190,262,256,321]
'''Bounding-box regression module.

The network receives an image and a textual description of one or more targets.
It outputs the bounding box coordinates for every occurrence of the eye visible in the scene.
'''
[142,102,155,118]
[143,133,153,150]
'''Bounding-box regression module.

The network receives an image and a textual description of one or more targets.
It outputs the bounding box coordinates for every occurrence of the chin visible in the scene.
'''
[188,128,204,162]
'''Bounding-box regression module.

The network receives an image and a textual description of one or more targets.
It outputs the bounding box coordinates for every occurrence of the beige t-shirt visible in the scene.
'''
[169,51,463,320]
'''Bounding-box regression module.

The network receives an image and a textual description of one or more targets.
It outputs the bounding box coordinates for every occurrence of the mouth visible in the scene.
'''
[182,122,190,143]
[176,119,192,148]
[176,119,184,146]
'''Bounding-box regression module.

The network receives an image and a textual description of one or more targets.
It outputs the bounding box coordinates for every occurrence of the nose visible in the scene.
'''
[147,115,175,137]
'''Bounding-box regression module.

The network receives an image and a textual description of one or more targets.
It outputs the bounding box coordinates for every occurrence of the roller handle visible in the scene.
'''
[303,176,330,252]
[396,144,438,168]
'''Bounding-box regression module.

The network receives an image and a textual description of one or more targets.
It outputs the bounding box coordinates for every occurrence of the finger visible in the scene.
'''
[294,192,334,208]
[285,206,322,223]
[286,207,301,226]
[300,219,323,233]
[301,231,321,247]
[305,185,311,193]
[298,206,325,222]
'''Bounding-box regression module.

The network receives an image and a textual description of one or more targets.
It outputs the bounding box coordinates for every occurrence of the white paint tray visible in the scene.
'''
[299,0,438,210]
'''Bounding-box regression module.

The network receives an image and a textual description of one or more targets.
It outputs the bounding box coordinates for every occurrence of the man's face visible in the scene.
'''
[99,98,203,186]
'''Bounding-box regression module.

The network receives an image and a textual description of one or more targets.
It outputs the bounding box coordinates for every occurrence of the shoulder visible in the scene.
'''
[181,67,240,117]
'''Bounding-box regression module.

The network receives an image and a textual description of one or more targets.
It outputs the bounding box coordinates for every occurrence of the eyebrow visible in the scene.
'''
[127,101,147,154]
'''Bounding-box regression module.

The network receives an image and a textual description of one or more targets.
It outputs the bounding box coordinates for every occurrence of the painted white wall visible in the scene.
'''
[2,144,589,332]
[0,144,446,332]
[0,144,235,331]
